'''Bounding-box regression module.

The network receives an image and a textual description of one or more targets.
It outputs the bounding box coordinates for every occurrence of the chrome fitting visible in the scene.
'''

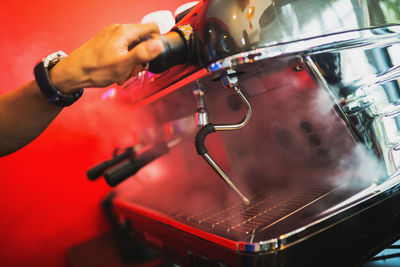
[220,69,238,89]
[193,82,209,127]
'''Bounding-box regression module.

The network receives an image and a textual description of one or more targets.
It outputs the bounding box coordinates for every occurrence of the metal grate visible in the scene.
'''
[163,183,337,239]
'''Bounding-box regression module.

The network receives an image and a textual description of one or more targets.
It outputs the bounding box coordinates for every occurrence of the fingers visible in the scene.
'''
[113,23,163,76]
[117,35,164,86]
[128,38,164,65]
[120,34,164,86]
[117,64,145,86]
[119,23,161,46]
[85,23,164,87]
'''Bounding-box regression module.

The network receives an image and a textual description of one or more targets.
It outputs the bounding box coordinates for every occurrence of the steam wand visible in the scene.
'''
[194,70,252,205]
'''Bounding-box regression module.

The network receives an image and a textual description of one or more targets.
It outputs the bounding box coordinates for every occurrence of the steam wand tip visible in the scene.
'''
[242,196,250,206]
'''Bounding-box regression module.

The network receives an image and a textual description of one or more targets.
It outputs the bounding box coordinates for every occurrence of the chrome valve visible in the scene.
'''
[193,82,209,127]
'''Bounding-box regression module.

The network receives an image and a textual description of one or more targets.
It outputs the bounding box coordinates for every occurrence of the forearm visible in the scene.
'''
[0,81,62,157]
[0,55,90,157]
[0,23,163,157]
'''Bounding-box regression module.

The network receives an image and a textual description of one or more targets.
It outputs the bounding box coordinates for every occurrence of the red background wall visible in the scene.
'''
[0,0,187,266]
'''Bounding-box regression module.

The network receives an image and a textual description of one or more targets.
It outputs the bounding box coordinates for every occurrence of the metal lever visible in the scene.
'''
[195,70,252,205]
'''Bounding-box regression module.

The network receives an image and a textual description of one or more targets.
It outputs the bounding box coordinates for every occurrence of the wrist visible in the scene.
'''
[34,51,84,107]
[48,57,89,94]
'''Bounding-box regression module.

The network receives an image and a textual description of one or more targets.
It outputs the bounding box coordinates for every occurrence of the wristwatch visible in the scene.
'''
[34,51,84,107]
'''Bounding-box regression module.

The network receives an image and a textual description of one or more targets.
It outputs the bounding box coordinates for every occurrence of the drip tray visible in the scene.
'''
[111,174,400,266]
[160,183,338,242]
[113,173,369,247]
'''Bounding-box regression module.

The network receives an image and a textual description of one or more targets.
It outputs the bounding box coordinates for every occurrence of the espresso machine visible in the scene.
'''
[88,1,400,266]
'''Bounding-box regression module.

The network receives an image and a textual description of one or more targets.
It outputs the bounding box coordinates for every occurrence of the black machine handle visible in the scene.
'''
[104,142,170,187]
[148,31,188,73]
[129,29,188,74]
[86,147,134,180]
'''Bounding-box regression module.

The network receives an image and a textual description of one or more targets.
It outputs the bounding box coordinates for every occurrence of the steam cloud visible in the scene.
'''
[101,60,386,242]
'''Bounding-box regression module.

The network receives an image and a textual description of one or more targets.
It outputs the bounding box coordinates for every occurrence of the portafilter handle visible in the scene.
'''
[104,142,170,187]
[129,29,189,74]
[86,147,134,181]
[149,31,188,73]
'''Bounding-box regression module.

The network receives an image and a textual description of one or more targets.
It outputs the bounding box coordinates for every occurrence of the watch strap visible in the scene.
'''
[34,53,83,107]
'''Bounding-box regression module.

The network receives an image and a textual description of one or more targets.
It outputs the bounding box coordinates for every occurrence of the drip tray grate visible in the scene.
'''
[157,183,338,240]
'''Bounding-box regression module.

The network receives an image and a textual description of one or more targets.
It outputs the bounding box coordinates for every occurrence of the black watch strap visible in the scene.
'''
[34,53,83,107]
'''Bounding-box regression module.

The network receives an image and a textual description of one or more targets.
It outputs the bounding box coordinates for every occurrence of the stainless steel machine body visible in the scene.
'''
[106,1,400,266]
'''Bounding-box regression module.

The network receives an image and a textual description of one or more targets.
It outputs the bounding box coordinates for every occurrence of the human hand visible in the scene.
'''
[49,23,164,93]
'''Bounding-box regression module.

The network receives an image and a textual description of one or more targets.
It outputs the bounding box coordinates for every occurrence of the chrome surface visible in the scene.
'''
[238,174,400,253]
[220,69,239,89]
[126,1,400,104]
[118,0,400,258]
[206,26,400,72]
[194,0,400,66]
[195,110,209,127]
[127,29,400,255]
[193,83,209,126]
[302,35,400,179]
[231,30,400,252]
[214,86,252,131]
[201,26,400,183]
[184,28,400,252]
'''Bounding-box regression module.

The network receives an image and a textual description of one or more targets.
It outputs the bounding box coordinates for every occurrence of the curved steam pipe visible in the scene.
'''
[214,86,252,131]
[195,84,252,205]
